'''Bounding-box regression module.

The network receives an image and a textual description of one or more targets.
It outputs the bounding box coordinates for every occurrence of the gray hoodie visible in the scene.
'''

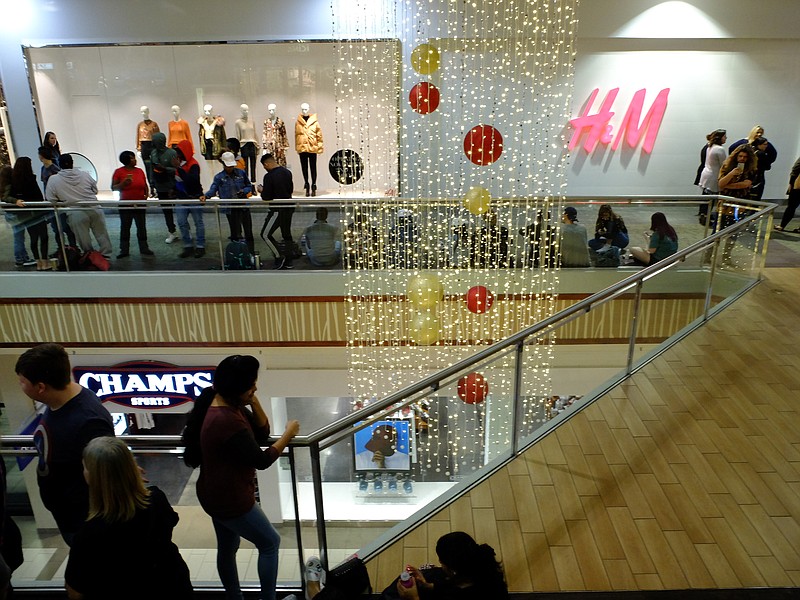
[45,168,98,206]
[150,132,177,194]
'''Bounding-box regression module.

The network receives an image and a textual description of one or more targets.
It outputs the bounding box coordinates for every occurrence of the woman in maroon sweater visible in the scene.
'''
[183,355,299,600]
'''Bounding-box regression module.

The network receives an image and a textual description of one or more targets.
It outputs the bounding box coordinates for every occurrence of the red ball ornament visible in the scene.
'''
[409,82,440,114]
[457,372,489,404]
[463,125,503,166]
[465,285,494,314]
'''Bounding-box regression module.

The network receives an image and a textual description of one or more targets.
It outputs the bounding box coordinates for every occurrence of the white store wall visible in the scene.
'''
[2,0,799,197]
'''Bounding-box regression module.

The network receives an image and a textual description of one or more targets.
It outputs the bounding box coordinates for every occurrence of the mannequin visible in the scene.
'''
[167,105,194,155]
[136,106,160,195]
[197,104,227,161]
[262,103,289,168]
[295,102,323,196]
[235,103,258,181]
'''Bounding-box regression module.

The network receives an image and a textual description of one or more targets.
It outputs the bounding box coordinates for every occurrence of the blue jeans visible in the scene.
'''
[176,205,205,248]
[5,213,30,263]
[213,503,280,600]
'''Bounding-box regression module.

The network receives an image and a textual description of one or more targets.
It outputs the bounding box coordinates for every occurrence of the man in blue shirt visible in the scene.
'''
[201,152,254,253]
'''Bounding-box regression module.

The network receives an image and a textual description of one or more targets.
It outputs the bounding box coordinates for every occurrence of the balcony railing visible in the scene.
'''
[0,195,775,597]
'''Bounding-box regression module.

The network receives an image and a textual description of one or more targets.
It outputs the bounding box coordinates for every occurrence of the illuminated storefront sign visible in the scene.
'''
[73,361,214,411]
[568,87,670,154]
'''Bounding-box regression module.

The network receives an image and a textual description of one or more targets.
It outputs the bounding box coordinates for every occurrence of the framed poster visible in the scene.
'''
[353,418,412,473]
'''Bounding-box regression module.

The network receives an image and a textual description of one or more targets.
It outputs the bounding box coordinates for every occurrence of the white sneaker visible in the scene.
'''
[305,556,326,585]
[165,232,179,244]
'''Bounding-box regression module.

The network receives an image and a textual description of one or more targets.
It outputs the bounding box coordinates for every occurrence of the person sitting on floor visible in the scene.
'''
[629,212,678,267]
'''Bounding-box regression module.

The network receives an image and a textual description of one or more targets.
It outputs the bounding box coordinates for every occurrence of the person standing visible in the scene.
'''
[175,140,206,258]
[182,355,300,600]
[201,152,255,253]
[0,166,35,268]
[749,136,773,200]
[45,154,113,258]
[302,207,341,267]
[41,131,61,166]
[259,153,295,269]
[150,132,180,244]
[558,206,590,267]
[697,129,727,224]
[11,157,50,270]
[775,156,800,232]
[64,437,192,600]
[39,145,77,252]
[14,343,114,545]
[111,150,154,259]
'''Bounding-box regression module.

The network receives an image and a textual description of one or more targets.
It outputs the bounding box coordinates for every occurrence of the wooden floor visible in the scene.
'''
[367,267,800,593]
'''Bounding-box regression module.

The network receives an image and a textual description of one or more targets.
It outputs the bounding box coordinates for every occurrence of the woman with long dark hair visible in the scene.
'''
[42,131,61,165]
[11,157,50,269]
[183,355,300,600]
[396,531,508,599]
[630,212,678,266]
[588,203,629,252]
[64,437,192,599]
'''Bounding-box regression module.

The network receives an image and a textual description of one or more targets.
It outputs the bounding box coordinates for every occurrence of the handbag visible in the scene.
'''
[325,555,372,595]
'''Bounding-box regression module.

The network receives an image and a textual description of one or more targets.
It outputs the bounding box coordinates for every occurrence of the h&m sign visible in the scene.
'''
[569,87,670,154]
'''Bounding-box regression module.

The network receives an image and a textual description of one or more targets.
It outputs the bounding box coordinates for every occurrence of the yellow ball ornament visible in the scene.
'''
[410,311,441,345]
[407,274,444,308]
[411,44,441,75]
[463,187,492,215]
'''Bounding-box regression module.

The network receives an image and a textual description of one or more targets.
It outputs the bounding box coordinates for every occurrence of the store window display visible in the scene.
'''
[295,103,324,197]
[197,104,227,163]
[167,105,193,156]
[262,104,289,168]
[135,106,160,195]
[235,104,259,181]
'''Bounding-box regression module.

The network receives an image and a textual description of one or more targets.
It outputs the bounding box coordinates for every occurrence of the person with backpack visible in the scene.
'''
[201,152,255,257]
[588,204,629,253]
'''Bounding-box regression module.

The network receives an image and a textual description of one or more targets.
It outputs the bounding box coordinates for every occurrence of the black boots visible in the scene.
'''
[304,183,310,197]
[311,185,317,197]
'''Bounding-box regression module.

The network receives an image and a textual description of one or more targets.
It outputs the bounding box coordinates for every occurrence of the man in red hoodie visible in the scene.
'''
[174,140,206,258]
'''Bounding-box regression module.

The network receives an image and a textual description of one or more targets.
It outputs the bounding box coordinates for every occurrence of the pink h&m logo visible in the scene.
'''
[568,88,670,154]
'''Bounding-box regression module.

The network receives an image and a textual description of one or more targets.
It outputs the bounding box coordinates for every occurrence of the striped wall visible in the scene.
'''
[0,294,709,347]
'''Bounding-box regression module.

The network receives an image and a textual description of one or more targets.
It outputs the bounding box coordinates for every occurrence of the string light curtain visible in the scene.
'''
[332,0,579,449]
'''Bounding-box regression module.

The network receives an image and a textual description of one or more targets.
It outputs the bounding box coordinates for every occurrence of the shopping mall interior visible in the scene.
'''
[0,1,799,598]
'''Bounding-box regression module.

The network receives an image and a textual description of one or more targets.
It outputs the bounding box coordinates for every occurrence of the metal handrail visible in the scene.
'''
[0,195,775,454]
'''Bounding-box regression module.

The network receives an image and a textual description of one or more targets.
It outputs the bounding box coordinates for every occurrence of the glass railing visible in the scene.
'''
[0,195,761,274]
[0,194,776,597]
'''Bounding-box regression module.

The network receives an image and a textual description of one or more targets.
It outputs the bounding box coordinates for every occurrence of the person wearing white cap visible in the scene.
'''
[200,152,255,253]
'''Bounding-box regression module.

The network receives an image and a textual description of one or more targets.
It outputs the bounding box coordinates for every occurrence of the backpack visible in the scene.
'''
[593,246,620,267]
[57,245,82,271]
[79,250,111,271]
[224,240,253,270]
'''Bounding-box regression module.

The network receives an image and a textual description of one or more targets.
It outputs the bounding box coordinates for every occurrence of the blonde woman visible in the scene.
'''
[65,437,192,600]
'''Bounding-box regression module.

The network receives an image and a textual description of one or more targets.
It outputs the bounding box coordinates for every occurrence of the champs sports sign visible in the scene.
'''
[72,361,215,412]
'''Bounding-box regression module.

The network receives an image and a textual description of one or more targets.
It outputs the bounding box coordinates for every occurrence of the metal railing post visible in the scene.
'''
[626,280,644,375]
[288,446,306,595]
[703,237,722,321]
[215,204,226,270]
[511,341,525,455]
[310,442,329,571]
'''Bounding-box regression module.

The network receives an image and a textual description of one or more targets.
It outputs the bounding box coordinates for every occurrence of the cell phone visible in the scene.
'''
[736,163,744,172]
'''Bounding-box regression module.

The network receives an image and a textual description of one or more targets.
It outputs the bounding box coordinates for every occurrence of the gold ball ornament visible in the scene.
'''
[411,43,441,75]
[407,273,444,308]
[410,311,441,345]
[463,187,492,215]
